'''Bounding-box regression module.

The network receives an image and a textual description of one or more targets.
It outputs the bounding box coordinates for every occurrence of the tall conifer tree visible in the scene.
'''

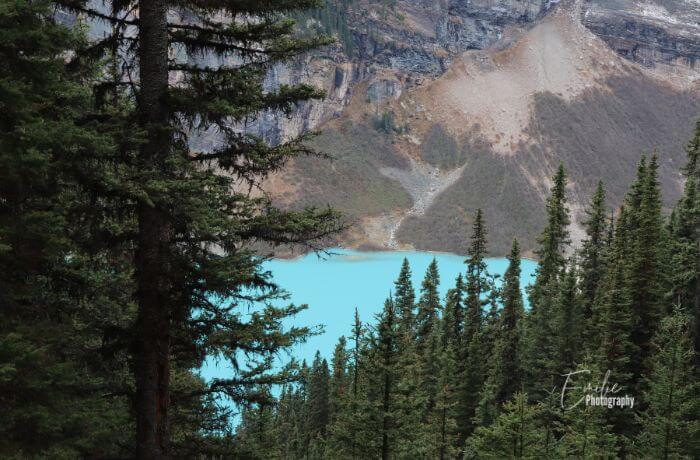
[628,154,666,380]
[394,257,416,341]
[415,259,441,350]
[487,240,525,407]
[52,0,343,454]
[524,165,570,399]
[458,208,489,443]
[593,206,638,451]
[579,181,609,341]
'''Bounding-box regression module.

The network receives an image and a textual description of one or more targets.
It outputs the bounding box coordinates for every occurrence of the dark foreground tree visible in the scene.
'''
[50,0,343,456]
[0,1,134,455]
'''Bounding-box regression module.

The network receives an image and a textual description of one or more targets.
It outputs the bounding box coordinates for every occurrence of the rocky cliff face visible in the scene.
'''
[582,0,699,79]
[258,0,698,144]
[266,0,700,255]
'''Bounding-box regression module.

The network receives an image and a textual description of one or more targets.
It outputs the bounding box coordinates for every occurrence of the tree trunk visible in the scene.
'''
[135,0,172,457]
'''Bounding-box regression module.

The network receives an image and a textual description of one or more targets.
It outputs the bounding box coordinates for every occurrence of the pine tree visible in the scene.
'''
[394,257,416,341]
[592,206,638,450]
[52,0,344,454]
[458,208,490,443]
[635,307,700,459]
[524,165,570,400]
[485,240,525,409]
[442,273,465,348]
[307,352,331,441]
[415,258,441,350]
[551,258,583,374]
[628,154,667,381]
[329,336,349,424]
[579,181,609,342]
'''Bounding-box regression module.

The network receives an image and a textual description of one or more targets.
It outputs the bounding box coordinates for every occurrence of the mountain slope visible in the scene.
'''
[268,1,699,255]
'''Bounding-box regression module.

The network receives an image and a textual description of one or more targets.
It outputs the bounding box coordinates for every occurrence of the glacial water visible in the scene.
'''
[200,248,537,382]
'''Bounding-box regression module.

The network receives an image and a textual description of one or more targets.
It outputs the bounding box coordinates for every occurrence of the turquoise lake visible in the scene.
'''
[201,249,537,381]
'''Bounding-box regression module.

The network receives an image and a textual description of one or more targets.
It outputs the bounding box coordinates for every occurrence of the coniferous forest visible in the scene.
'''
[0,0,699,458]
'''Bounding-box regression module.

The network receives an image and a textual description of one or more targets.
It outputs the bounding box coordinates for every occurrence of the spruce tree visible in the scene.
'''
[551,258,583,374]
[329,336,349,424]
[557,362,618,458]
[592,205,638,450]
[628,154,666,380]
[524,165,570,400]
[327,310,374,459]
[442,273,465,348]
[531,164,571,298]
[486,240,525,408]
[415,258,441,350]
[579,181,609,342]
[394,257,416,341]
[53,0,343,455]
[423,325,460,459]
[458,208,490,443]
[635,307,700,459]
[374,296,399,459]
[307,352,331,440]
[464,208,489,349]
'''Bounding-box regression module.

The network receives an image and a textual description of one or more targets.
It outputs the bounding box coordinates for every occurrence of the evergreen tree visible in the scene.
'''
[394,257,416,341]
[326,310,375,459]
[373,296,399,459]
[531,164,571,299]
[442,273,465,348]
[628,154,667,380]
[579,181,609,342]
[392,336,426,458]
[524,165,570,400]
[557,362,618,459]
[329,336,349,423]
[551,258,583,374]
[458,209,490,443]
[592,206,638,450]
[53,0,343,454]
[0,1,133,455]
[635,307,700,459]
[307,352,331,441]
[485,240,525,409]
[415,258,441,349]
[464,208,489,348]
[422,325,460,459]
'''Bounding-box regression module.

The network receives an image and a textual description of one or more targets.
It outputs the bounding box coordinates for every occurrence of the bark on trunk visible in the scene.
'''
[135,0,172,457]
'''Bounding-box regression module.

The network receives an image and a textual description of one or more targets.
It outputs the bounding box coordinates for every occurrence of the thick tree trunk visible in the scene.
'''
[135,0,172,457]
